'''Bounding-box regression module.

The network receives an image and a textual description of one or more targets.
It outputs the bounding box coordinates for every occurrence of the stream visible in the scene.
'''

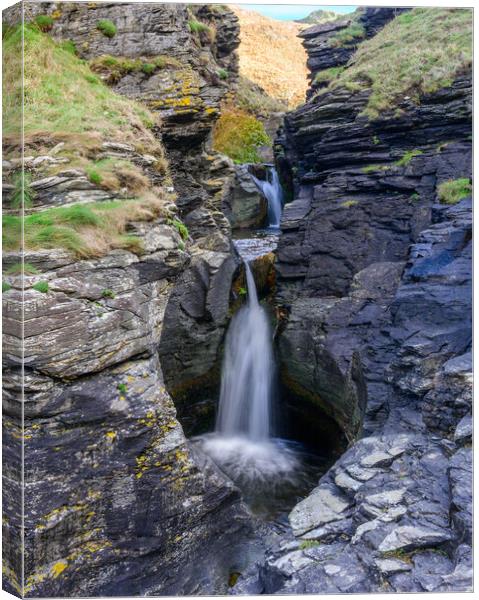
[195,166,329,526]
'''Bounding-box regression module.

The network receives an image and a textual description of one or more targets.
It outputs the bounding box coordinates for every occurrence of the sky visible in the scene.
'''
[241,4,357,21]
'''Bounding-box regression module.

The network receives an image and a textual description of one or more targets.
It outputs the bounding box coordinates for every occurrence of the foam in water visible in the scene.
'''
[251,167,283,228]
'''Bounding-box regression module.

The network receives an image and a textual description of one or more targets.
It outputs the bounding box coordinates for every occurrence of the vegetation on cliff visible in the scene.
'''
[212,107,270,164]
[325,8,472,118]
[2,23,173,257]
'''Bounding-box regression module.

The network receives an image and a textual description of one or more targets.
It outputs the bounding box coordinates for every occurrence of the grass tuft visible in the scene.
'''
[340,200,359,208]
[188,20,211,34]
[394,149,423,167]
[97,19,117,38]
[438,178,471,204]
[9,171,36,209]
[329,23,365,48]
[169,218,189,241]
[6,262,39,275]
[314,66,345,85]
[34,15,54,32]
[32,281,49,293]
[2,282,12,293]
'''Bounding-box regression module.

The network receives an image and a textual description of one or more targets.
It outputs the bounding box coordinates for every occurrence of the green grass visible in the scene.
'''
[34,15,54,32]
[314,66,345,85]
[9,172,35,209]
[102,289,116,299]
[329,8,472,119]
[410,192,420,201]
[394,149,423,167]
[86,169,102,185]
[5,262,39,275]
[32,281,49,293]
[97,19,117,38]
[217,68,229,80]
[299,540,321,550]
[169,218,189,241]
[438,178,471,204]
[117,383,127,393]
[2,198,168,257]
[213,108,271,164]
[188,20,211,34]
[2,282,12,293]
[89,54,182,84]
[3,25,160,145]
[362,164,389,174]
[329,23,365,47]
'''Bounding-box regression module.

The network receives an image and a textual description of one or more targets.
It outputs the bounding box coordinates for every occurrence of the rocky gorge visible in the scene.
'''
[2,3,473,597]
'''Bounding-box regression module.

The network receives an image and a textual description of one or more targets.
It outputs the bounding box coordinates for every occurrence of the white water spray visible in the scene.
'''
[251,167,283,228]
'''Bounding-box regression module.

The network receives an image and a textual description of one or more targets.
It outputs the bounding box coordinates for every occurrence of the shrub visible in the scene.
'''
[394,149,423,167]
[102,289,116,299]
[10,171,35,209]
[32,281,49,293]
[2,282,12,293]
[438,178,471,204]
[212,108,271,164]
[35,15,54,32]
[97,19,117,38]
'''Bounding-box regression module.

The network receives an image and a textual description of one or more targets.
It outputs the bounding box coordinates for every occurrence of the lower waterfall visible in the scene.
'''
[196,260,324,520]
[216,262,273,440]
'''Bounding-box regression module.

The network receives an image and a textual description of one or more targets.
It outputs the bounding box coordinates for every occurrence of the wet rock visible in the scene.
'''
[222,164,268,229]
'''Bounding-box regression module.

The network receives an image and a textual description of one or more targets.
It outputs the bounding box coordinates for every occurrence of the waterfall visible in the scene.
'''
[216,262,273,440]
[251,167,283,228]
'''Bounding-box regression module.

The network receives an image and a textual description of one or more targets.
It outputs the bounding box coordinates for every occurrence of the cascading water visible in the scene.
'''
[251,167,283,228]
[216,262,273,440]
[196,260,323,519]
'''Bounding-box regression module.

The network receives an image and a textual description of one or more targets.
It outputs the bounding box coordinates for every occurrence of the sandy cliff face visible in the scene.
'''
[230,5,308,108]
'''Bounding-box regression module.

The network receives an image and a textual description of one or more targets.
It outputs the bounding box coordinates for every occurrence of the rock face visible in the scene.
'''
[233,7,472,594]
[222,164,268,229]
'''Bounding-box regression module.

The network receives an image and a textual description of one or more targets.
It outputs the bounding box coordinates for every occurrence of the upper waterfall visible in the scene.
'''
[251,167,284,228]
